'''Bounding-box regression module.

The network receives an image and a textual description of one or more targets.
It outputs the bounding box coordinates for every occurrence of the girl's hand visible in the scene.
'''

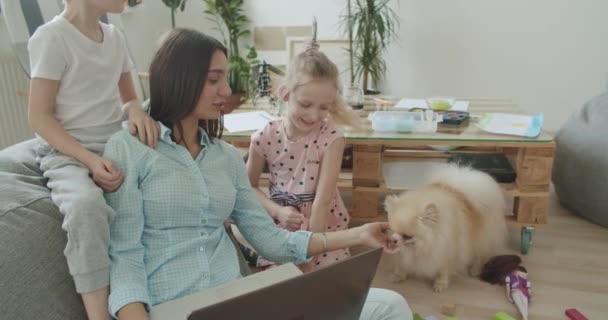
[276,206,304,231]
[298,260,315,273]
[86,155,124,192]
[127,104,160,148]
[357,222,398,253]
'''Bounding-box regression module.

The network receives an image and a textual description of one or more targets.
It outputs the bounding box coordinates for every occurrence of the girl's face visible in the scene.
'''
[88,0,125,14]
[285,78,336,135]
[192,50,231,120]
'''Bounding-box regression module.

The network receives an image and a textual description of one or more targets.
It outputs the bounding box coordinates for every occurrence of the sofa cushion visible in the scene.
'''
[0,140,86,319]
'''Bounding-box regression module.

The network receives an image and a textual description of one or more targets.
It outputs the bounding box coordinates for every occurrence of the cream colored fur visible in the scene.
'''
[385,164,508,292]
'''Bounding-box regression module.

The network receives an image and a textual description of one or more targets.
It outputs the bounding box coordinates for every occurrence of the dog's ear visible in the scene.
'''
[424,203,438,217]
[384,194,400,214]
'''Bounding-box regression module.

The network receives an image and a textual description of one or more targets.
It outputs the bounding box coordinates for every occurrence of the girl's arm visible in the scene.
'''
[246,143,304,230]
[118,72,160,148]
[246,143,284,218]
[28,78,99,167]
[308,137,345,233]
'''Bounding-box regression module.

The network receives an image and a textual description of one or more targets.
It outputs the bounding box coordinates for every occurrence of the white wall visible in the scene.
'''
[120,1,220,72]
[384,0,608,131]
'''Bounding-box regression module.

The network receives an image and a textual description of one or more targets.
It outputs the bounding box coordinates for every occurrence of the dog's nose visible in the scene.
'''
[402,234,413,241]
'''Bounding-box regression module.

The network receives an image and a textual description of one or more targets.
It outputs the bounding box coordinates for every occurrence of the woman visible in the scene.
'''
[104,28,412,320]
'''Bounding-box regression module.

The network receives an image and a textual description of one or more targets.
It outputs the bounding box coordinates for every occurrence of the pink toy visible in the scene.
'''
[565,308,589,320]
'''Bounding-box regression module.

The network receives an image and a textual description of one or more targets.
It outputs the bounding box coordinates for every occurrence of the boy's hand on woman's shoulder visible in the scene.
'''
[126,102,161,148]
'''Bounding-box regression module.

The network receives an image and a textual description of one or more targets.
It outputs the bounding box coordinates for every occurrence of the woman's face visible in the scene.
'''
[285,77,336,134]
[192,50,232,120]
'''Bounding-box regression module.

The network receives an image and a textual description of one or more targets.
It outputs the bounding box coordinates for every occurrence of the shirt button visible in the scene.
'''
[199,246,204,252]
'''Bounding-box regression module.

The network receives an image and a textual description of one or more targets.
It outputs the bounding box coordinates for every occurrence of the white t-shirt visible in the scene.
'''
[28,15,133,146]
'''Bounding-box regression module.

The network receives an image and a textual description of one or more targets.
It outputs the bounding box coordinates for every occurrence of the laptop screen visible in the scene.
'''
[188,248,383,320]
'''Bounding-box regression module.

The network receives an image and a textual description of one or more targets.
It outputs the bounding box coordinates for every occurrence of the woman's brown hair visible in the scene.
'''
[148,28,227,142]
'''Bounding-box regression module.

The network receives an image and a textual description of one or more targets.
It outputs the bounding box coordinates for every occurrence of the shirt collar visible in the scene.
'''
[158,122,211,146]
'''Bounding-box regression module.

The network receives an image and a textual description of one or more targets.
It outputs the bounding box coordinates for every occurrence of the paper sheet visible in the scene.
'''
[476,113,543,137]
[223,111,275,133]
[394,99,469,111]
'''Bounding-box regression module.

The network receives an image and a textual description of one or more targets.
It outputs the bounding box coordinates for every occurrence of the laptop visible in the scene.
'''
[187,248,383,320]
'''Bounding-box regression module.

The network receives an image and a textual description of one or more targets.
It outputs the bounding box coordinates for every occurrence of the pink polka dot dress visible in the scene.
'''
[251,118,350,269]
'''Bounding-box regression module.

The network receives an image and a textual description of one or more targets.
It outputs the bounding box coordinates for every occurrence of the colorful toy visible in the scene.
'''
[565,308,589,320]
[494,311,516,320]
[440,303,456,316]
[481,255,531,320]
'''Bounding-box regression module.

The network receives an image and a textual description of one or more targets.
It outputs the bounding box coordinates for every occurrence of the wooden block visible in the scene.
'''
[352,145,382,187]
[494,312,516,320]
[351,191,379,218]
[516,147,555,188]
[441,303,456,316]
[514,196,549,224]
[565,308,589,320]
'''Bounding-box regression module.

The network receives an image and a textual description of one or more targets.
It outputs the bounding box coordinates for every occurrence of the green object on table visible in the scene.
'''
[413,313,424,320]
[494,311,516,320]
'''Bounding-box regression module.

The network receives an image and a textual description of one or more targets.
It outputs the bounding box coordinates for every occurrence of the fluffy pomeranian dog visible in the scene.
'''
[385,164,508,292]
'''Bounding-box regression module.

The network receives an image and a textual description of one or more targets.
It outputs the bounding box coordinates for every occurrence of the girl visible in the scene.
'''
[246,40,361,270]
[104,28,411,320]
[28,0,158,319]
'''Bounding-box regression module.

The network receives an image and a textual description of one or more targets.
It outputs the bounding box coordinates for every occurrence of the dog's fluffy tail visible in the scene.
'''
[427,164,506,215]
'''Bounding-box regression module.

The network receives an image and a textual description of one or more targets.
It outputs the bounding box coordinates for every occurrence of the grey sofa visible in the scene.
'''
[553,91,608,227]
[0,139,253,319]
[0,139,87,319]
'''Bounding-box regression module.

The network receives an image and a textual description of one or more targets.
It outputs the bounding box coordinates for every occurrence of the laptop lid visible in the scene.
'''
[188,248,383,320]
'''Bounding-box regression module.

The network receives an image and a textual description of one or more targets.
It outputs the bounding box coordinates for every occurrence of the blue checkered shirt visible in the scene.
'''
[104,123,312,316]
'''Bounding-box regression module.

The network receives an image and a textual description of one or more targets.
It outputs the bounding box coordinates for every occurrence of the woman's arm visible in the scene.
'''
[232,147,394,264]
[117,303,148,320]
[103,134,151,318]
[308,137,345,233]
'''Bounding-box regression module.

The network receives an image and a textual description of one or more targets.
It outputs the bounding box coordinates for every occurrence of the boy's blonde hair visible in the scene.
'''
[279,41,362,129]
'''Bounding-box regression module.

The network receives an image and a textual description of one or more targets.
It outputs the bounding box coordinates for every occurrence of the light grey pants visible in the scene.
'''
[36,140,112,293]
[360,288,413,320]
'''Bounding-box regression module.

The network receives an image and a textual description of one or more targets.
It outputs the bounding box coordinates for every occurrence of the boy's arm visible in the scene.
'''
[28,78,99,167]
[118,72,160,148]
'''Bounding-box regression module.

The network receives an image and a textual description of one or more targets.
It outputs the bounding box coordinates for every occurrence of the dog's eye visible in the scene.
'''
[402,234,412,240]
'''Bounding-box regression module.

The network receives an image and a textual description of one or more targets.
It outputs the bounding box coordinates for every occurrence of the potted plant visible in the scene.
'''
[204,0,258,113]
[341,0,398,94]
[161,0,188,29]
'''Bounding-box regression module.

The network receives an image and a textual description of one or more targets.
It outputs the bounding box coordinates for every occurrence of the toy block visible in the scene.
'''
[441,303,456,316]
[494,312,516,320]
[565,308,589,320]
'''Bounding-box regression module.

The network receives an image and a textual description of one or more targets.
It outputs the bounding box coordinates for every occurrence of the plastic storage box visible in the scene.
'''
[368,110,440,133]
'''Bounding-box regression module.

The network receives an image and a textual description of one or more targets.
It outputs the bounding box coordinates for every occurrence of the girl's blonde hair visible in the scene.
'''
[279,41,362,129]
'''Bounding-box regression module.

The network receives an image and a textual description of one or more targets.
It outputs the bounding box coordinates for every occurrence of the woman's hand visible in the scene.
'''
[126,103,160,148]
[356,222,398,253]
[85,154,124,192]
[275,206,304,231]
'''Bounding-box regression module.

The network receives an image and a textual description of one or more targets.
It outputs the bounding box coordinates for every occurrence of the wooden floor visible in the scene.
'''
[350,189,608,320]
